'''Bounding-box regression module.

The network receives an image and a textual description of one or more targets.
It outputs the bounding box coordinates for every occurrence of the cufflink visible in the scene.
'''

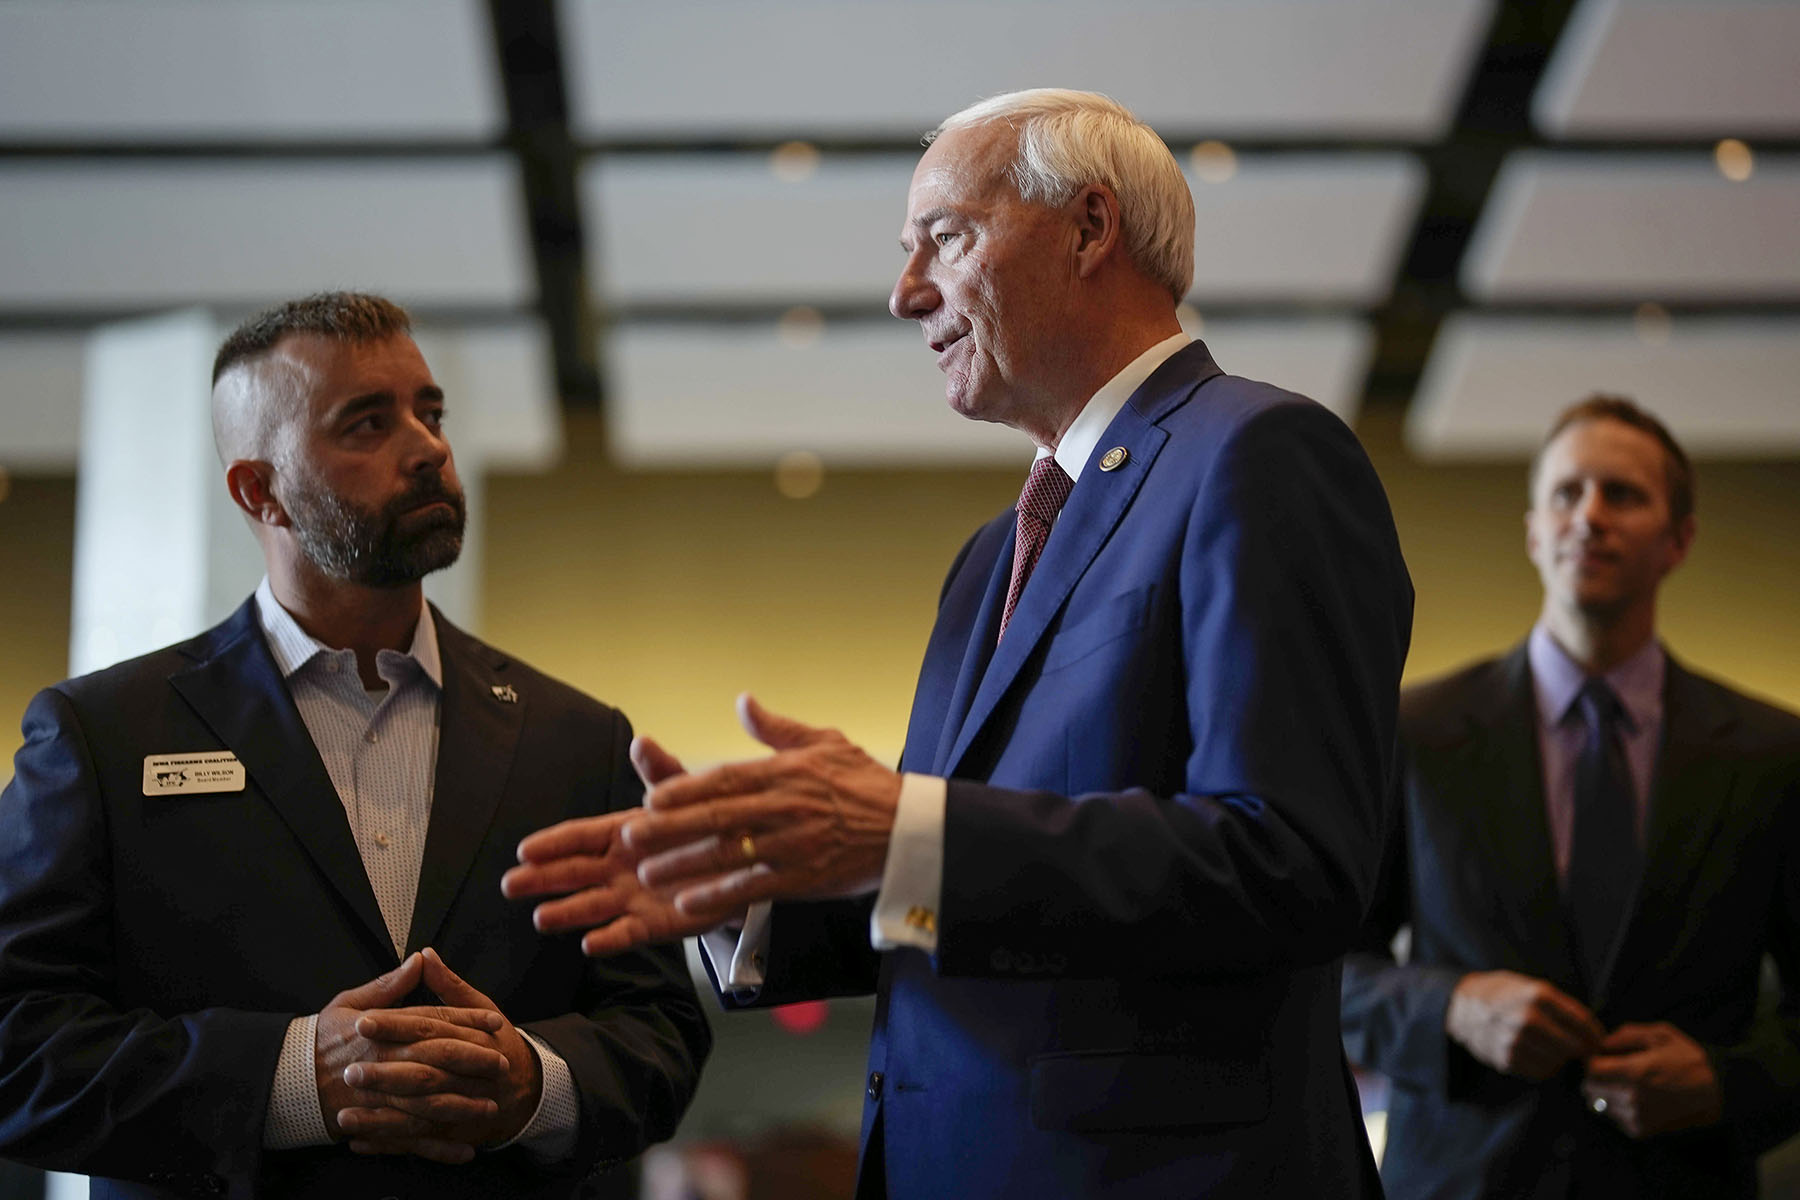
[904,906,937,934]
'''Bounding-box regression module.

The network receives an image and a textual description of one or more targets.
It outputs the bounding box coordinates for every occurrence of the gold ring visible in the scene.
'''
[739,833,757,862]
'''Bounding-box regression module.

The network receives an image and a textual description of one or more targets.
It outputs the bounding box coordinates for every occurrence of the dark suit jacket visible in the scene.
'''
[717,340,1413,1197]
[1342,645,1800,1199]
[0,599,711,1200]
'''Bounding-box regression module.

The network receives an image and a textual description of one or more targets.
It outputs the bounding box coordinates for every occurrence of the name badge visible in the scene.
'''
[143,751,246,796]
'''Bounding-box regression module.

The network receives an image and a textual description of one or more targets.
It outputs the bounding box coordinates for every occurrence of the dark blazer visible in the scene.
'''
[1342,645,1800,1199]
[0,599,711,1200]
[720,341,1414,1197]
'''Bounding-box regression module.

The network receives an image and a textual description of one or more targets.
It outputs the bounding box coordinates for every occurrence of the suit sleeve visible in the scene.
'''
[0,686,290,1184]
[1339,754,1469,1094]
[1707,761,1800,1154]
[935,400,1413,981]
[518,707,713,1173]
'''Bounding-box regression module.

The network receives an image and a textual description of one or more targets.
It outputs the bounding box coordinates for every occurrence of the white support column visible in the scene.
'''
[70,309,257,675]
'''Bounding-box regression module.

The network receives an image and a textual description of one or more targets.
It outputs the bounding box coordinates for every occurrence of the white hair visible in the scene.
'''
[931,89,1195,302]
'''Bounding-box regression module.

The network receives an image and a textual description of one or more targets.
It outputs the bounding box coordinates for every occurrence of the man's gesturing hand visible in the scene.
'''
[506,695,898,957]
[1445,969,1607,1080]
[1581,1022,1724,1137]
[336,949,543,1157]
[314,952,508,1164]
[624,693,900,913]
[504,733,723,956]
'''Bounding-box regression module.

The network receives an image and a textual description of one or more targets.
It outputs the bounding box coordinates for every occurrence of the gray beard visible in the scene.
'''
[285,479,465,588]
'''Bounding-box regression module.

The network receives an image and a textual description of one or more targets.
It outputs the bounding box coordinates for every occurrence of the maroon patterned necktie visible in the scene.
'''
[998,456,1074,642]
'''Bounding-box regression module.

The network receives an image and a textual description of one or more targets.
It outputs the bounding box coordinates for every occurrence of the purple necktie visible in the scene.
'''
[998,457,1074,642]
[1565,678,1641,994]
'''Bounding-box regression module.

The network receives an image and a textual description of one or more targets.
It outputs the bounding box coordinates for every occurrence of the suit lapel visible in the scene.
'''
[1464,648,1582,990]
[168,601,393,957]
[926,521,1016,775]
[941,406,1167,778]
[1599,657,1736,1003]
[404,613,525,954]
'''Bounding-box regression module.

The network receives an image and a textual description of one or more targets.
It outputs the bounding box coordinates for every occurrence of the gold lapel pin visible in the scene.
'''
[491,684,518,704]
[1099,446,1129,472]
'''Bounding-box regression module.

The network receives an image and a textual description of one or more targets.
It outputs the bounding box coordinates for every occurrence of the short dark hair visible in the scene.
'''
[1530,393,1695,526]
[211,291,412,385]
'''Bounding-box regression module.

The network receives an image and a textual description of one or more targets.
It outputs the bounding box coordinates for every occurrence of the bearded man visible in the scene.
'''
[0,292,710,1199]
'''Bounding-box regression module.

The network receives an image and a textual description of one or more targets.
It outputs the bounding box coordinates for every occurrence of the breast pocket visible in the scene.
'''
[1040,584,1154,675]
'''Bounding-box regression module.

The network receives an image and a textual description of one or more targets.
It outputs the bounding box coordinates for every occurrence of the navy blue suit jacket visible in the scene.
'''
[1342,646,1800,1199]
[0,599,711,1199]
[738,341,1413,1197]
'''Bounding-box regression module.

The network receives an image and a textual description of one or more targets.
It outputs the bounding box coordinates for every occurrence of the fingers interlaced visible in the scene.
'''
[357,1035,509,1078]
[356,1008,503,1044]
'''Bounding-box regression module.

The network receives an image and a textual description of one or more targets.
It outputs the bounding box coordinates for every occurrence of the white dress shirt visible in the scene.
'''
[253,579,578,1157]
[705,332,1193,986]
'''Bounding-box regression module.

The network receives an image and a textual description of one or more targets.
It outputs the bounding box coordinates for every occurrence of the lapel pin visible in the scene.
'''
[491,684,518,704]
[1099,446,1129,472]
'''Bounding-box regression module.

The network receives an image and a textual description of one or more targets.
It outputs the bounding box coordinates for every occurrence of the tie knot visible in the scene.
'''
[1018,457,1074,528]
[1576,678,1626,732]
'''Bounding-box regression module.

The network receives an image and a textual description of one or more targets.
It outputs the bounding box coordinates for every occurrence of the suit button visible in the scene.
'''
[867,1071,884,1100]
[1552,1133,1576,1159]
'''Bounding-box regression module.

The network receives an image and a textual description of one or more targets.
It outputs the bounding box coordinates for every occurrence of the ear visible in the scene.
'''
[225,460,287,527]
[1523,508,1539,561]
[1070,183,1124,279]
[1664,513,1696,571]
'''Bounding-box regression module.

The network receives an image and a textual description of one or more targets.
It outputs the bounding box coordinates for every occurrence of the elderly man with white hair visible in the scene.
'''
[509,88,1414,1199]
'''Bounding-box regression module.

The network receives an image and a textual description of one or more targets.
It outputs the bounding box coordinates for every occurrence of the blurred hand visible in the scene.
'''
[623,694,900,914]
[1582,1022,1723,1137]
[505,734,745,955]
[314,952,507,1164]
[333,949,542,1159]
[1445,970,1606,1081]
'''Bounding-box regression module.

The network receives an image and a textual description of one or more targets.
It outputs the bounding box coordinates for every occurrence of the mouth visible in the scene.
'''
[397,488,462,523]
[930,330,969,364]
[1562,545,1618,571]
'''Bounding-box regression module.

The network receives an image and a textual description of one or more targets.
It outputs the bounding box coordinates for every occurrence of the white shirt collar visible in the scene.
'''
[254,576,443,688]
[1042,332,1192,481]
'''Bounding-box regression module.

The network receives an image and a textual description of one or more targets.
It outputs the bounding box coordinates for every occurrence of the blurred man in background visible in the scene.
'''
[1342,395,1800,1198]
[0,292,709,1199]
[508,89,1412,1198]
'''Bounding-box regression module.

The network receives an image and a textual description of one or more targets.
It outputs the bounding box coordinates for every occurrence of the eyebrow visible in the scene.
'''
[333,384,445,420]
[910,206,956,231]
[899,206,959,250]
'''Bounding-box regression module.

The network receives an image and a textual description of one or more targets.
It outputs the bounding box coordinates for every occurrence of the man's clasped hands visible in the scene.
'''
[328,693,899,1163]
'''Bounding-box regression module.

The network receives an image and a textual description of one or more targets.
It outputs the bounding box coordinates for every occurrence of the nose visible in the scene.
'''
[889,253,938,322]
[403,414,451,475]
[1571,482,1607,529]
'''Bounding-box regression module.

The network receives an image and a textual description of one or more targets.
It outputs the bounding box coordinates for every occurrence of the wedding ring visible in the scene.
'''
[1590,1096,1608,1115]
[739,833,757,862]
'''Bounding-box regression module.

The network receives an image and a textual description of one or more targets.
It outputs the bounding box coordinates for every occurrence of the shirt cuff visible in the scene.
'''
[698,901,773,992]
[870,773,946,955]
[263,1014,330,1149]
[500,1030,579,1161]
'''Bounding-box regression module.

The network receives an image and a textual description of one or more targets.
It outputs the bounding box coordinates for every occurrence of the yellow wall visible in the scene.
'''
[0,475,77,768]
[4,405,1798,785]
